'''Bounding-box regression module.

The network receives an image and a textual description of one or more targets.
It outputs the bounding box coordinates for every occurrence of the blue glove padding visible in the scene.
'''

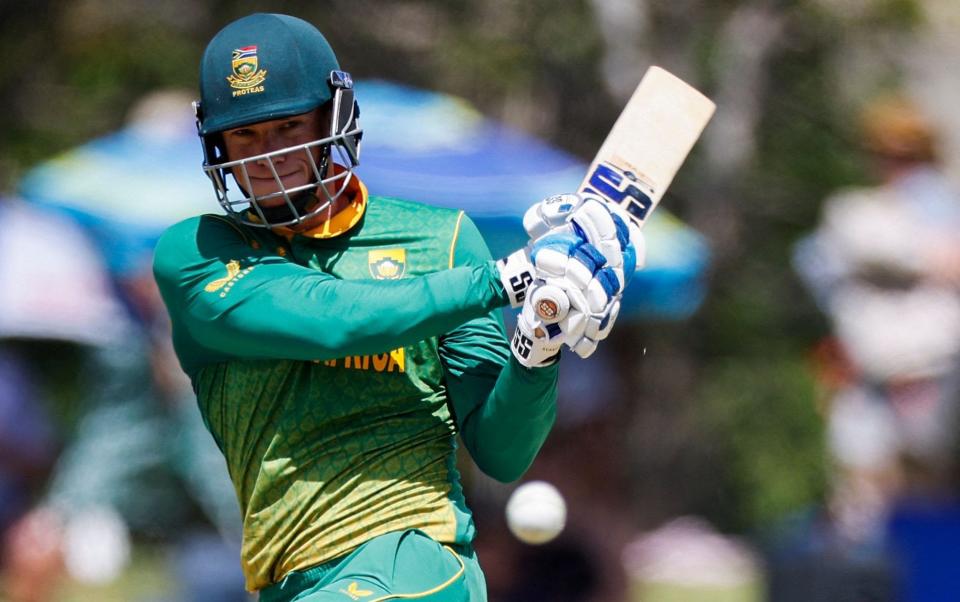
[531,232,621,312]
[606,212,638,287]
[525,194,644,289]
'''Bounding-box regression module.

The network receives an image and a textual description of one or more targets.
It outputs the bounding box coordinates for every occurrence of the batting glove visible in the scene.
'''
[524,193,645,279]
[520,192,644,358]
[529,232,623,359]
[502,192,644,361]
[510,230,623,366]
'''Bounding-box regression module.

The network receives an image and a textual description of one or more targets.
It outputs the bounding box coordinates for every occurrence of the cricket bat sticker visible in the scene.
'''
[580,66,716,228]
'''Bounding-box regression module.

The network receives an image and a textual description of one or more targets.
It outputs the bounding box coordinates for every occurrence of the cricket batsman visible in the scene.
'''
[153,12,642,601]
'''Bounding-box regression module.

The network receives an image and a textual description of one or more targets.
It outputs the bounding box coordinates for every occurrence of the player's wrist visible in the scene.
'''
[496,249,535,308]
[510,301,563,368]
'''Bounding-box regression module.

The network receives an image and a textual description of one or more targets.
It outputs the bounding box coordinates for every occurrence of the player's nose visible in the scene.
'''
[255,130,289,164]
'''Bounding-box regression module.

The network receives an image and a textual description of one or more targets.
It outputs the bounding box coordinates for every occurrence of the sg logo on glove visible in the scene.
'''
[509,272,534,304]
[531,284,570,324]
[537,299,560,321]
[511,328,533,360]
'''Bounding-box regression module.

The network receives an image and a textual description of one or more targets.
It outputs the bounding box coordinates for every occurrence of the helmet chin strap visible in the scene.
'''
[257,189,321,225]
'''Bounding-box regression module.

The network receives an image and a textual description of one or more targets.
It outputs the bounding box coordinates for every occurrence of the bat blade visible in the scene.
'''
[579,66,715,228]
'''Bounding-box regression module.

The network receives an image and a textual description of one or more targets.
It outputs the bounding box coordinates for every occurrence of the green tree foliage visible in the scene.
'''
[695,354,828,530]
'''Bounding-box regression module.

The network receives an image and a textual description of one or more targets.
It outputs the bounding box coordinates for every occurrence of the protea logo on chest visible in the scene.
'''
[368,249,406,280]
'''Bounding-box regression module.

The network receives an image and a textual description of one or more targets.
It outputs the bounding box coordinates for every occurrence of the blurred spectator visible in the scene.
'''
[0,350,58,539]
[0,349,60,602]
[786,95,960,601]
[0,196,125,601]
[0,197,247,601]
[622,516,761,600]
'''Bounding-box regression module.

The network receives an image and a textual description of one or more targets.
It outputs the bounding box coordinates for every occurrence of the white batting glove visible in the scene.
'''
[524,193,645,278]
[507,230,621,366]
[534,232,624,358]
[497,194,646,316]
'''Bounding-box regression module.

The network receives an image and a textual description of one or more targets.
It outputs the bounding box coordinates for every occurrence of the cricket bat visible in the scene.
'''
[579,66,715,228]
[525,67,714,328]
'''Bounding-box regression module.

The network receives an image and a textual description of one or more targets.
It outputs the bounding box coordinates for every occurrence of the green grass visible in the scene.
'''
[632,580,762,602]
[54,546,173,602]
[46,544,764,602]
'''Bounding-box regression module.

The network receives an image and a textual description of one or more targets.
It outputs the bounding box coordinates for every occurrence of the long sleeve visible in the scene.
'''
[438,214,558,482]
[153,215,508,375]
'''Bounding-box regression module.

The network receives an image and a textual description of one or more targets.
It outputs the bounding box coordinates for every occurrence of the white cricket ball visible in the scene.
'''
[505,480,567,545]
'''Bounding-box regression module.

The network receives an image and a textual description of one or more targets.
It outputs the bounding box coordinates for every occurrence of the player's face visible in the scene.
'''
[222,108,331,206]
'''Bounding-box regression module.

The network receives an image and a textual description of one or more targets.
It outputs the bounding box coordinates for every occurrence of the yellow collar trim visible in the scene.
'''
[299,176,368,239]
[255,170,368,241]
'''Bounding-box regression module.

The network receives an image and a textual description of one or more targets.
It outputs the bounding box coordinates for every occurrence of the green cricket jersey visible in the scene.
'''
[153,178,559,591]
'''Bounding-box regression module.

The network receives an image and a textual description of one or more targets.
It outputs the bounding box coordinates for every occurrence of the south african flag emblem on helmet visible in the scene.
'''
[227,46,267,92]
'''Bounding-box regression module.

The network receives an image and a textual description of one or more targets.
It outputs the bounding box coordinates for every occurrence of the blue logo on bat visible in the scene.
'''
[583,162,654,223]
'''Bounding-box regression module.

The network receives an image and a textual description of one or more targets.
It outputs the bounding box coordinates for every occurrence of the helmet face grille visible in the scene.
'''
[202,117,362,229]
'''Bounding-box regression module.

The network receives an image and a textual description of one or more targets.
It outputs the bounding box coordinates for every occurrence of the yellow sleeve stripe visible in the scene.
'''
[448,211,466,269]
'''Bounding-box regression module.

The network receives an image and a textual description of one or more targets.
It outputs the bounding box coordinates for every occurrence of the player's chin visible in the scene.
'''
[253,193,291,208]
[250,182,310,205]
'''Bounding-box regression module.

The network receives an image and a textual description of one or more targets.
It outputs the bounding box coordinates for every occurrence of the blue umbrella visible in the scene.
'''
[19,81,708,319]
[18,91,209,278]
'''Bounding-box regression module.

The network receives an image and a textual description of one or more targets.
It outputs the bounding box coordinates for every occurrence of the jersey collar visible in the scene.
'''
[258,166,368,240]
[297,171,368,239]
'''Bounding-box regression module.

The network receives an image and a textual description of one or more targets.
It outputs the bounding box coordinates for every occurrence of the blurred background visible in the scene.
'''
[2,0,960,601]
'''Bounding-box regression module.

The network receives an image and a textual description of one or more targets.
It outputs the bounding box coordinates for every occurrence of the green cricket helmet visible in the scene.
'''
[195,13,362,228]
